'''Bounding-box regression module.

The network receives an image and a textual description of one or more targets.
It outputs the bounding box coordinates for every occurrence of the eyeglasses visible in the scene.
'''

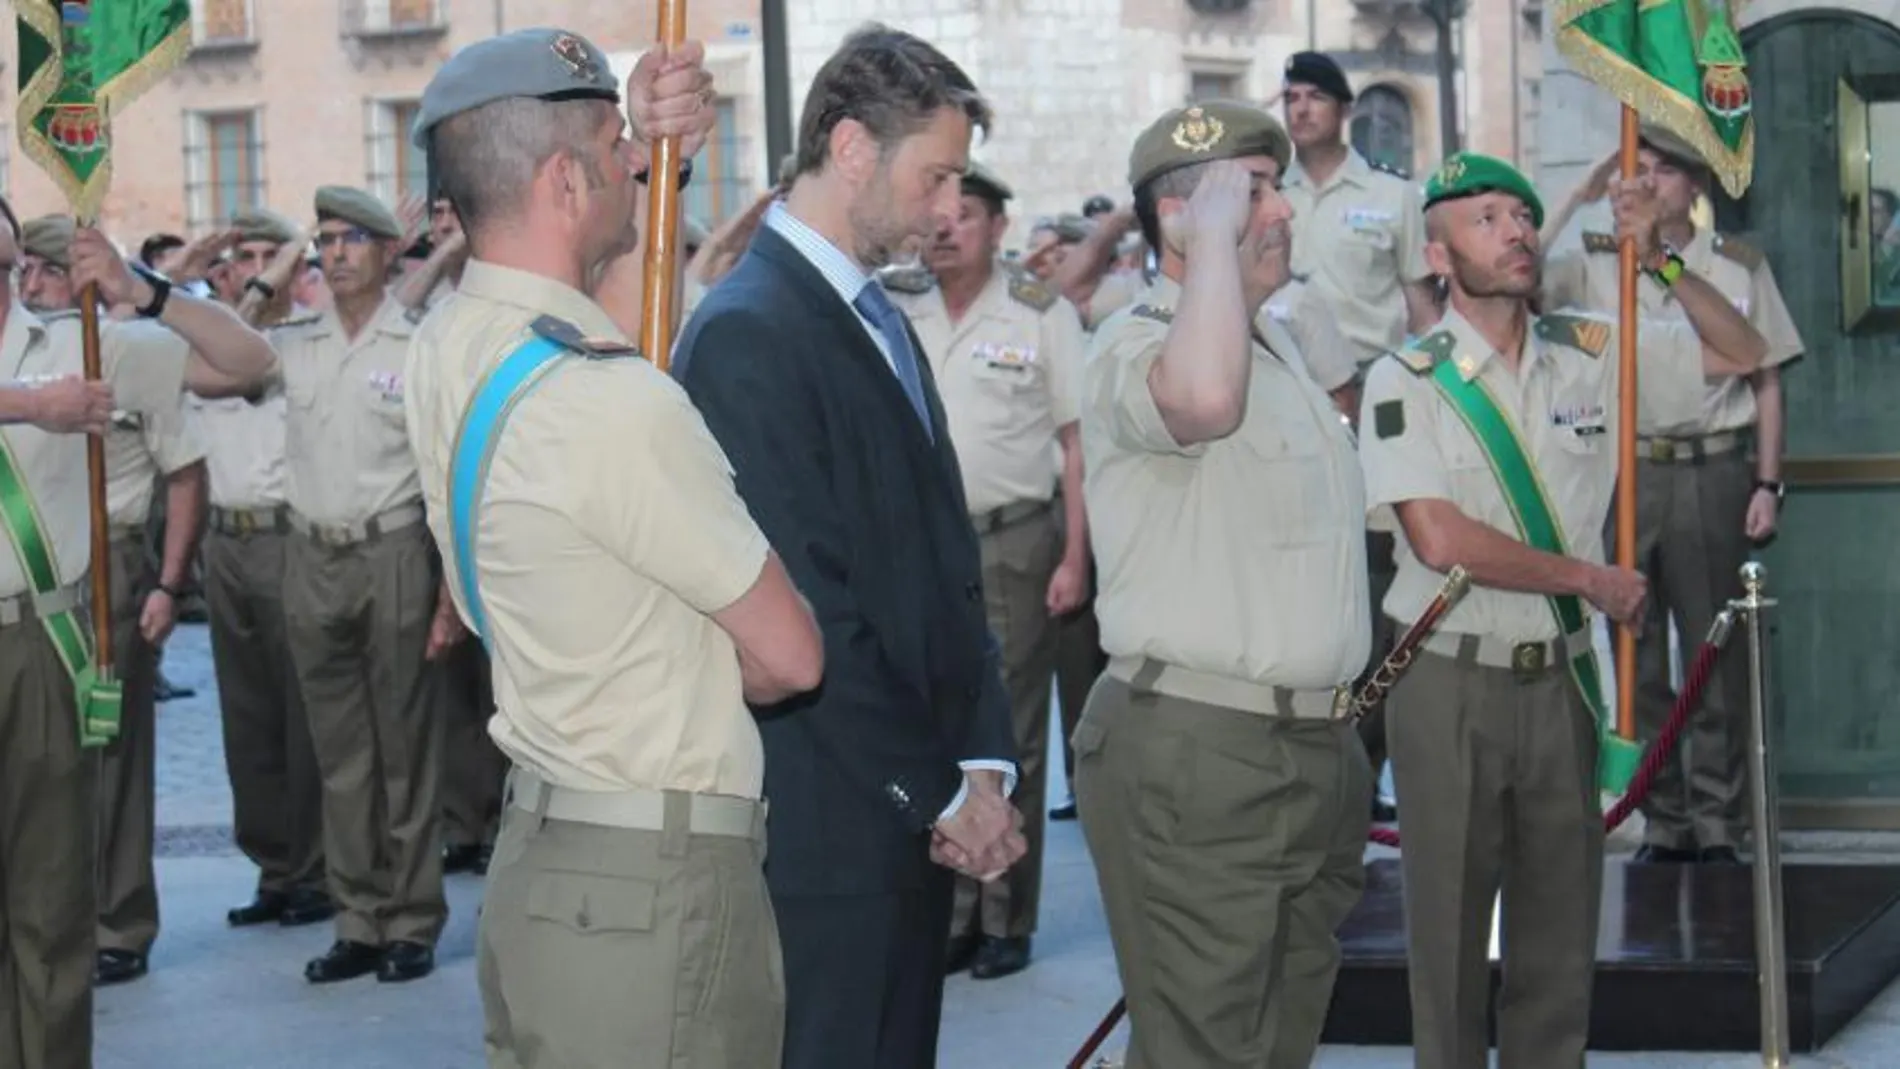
[313,227,376,249]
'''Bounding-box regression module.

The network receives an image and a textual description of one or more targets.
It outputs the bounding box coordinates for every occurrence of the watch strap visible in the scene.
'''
[130,263,172,318]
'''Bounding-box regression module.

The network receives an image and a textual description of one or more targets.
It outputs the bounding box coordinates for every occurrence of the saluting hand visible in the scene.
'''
[627,40,717,163]
[28,376,115,435]
[1158,159,1253,256]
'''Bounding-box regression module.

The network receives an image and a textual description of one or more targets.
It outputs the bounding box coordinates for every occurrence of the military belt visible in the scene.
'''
[1636,429,1752,464]
[1420,628,1594,680]
[210,505,291,537]
[0,581,83,630]
[971,498,1053,536]
[1109,655,1351,721]
[291,502,426,548]
[506,768,765,840]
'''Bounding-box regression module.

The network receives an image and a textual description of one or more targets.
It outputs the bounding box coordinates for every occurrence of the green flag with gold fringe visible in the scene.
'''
[17,0,191,219]
[1556,0,1755,198]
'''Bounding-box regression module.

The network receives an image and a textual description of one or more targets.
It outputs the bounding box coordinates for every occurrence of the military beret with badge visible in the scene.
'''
[1127,100,1293,190]
[315,185,404,241]
[1421,151,1546,229]
[229,206,301,247]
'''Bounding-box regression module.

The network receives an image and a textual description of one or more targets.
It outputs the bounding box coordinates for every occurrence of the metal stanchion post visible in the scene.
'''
[1734,561,1790,1068]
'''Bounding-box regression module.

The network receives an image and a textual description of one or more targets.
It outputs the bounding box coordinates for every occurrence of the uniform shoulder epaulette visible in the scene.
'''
[1582,231,1618,255]
[1129,303,1174,325]
[1368,158,1411,181]
[1712,233,1764,270]
[1535,311,1612,358]
[529,315,641,360]
[876,265,936,295]
[1003,263,1058,312]
[1390,330,1455,375]
[266,312,323,332]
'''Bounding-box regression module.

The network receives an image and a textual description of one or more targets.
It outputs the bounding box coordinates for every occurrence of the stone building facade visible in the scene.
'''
[1,0,1540,249]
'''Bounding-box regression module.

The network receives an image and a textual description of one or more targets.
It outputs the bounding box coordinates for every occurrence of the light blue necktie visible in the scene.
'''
[854,283,934,440]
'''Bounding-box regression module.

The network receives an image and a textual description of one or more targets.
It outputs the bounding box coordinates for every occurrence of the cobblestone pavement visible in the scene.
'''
[117,625,1900,1067]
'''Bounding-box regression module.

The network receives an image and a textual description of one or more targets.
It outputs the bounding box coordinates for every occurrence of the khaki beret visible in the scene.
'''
[1422,151,1545,229]
[1638,122,1708,171]
[413,28,619,149]
[229,206,300,246]
[961,159,1012,204]
[1128,100,1293,190]
[314,185,402,240]
[21,215,75,268]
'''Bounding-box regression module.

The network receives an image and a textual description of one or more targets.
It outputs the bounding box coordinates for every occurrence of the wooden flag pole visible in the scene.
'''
[77,274,113,677]
[640,0,690,371]
[1614,106,1639,741]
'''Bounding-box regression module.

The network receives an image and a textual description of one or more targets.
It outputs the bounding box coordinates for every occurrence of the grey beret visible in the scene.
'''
[412,27,620,148]
[21,215,74,267]
[229,206,300,246]
[314,186,403,240]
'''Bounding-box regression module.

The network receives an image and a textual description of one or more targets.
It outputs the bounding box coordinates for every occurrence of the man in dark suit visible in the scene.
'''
[671,24,1027,1069]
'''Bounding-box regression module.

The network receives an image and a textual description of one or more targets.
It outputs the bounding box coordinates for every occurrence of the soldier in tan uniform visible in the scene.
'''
[1358,153,1767,1068]
[0,199,279,1069]
[1074,101,1374,1069]
[879,160,1088,980]
[16,215,212,988]
[405,28,821,1066]
[1542,125,1804,865]
[257,185,459,985]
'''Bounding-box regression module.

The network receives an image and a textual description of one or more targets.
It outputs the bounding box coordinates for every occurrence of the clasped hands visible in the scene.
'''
[930,770,1028,883]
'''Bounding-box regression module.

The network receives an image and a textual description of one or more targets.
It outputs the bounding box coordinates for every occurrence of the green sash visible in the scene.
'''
[0,434,118,747]
[1427,360,1637,792]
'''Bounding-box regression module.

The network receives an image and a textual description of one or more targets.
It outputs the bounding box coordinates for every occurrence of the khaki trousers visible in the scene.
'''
[1620,452,1755,849]
[285,522,447,947]
[96,533,160,955]
[951,507,1060,940]
[440,640,505,850]
[1388,648,1603,1069]
[0,610,96,1069]
[205,525,325,896]
[1075,675,1371,1069]
[479,790,782,1069]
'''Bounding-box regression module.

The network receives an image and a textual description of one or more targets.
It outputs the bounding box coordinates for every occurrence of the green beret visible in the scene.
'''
[1422,152,1545,229]
[315,185,403,240]
[1128,100,1293,190]
[229,206,299,247]
[1638,122,1707,172]
[21,215,74,268]
[961,159,1012,204]
[412,28,619,149]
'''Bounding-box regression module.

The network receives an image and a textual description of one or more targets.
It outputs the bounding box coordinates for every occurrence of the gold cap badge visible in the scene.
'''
[1171,107,1226,153]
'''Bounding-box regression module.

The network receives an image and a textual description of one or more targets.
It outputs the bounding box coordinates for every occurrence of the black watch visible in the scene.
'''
[633,157,695,190]
[130,263,172,319]
[244,276,277,300]
[156,581,186,599]
[1754,479,1785,501]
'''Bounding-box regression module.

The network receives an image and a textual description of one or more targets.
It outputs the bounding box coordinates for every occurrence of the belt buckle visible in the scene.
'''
[1330,685,1352,720]
[232,510,256,536]
[1645,439,1677,462]
[1510,641,1546,678]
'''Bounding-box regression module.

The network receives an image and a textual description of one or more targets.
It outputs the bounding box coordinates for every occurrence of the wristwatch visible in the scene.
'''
[633,158,695,190]
[156,580,186,599]
[1646,245,1686,288]
[244,277,277,300]
[129,263,173,319]
[1754,479,1785,501]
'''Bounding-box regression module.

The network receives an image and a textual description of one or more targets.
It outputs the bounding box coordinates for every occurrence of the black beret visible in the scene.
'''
[1284,51,1354,104]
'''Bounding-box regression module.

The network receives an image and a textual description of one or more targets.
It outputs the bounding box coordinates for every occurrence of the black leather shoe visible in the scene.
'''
[227,891,288,927]
[279,889,336,927]
[443,843,488,875]
[93,949,147,986]
[1698,845,1743,865]
[944,933,980,976]
[1632,844,1698,864]
[1049,798,1077,822]
[377,941,435,983]
[970,936,1032,980]
[153,673,196,703]
[305,940,382,984]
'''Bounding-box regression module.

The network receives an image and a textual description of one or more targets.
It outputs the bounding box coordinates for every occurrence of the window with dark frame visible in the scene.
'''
[1350,84,1416,176]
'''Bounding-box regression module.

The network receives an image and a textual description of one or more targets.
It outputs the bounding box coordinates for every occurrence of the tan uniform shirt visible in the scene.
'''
[1359,309,1710,642]
[1083,275,1370,691]
[185,392,287,511]
[1544,227,1804,434]
[104,399,202,529]
[1283,148,1429,362]
[884,263,1085,515]
[0,309,189,596]
[1263,276,1361,393]
[267,298,419,525]
[1084,270,1142,331]
[405,260,771,800]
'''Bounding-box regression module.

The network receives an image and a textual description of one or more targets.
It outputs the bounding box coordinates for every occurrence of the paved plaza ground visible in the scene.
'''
[104,623,1900,1068]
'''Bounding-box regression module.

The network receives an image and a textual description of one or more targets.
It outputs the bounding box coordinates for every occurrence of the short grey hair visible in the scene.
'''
[431,97,615,233]
[1132,160,1213,253]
